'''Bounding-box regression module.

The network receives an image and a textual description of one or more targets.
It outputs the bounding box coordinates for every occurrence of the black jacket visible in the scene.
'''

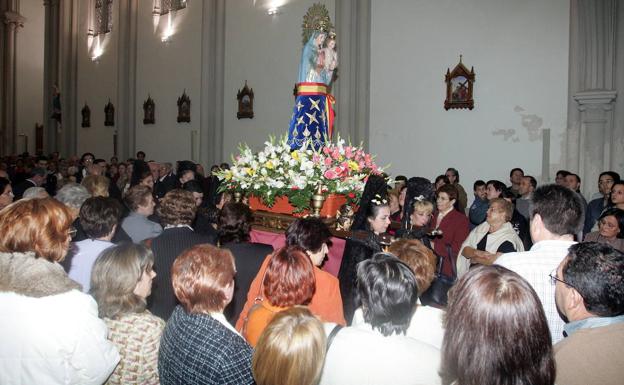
[148,227,216,320]
[338,230,383,323]
[221,241,273,324]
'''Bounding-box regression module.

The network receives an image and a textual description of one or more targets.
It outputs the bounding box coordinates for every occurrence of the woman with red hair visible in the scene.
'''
[242,246,316,347]
[0,198,119,385]
[158,244,254,385]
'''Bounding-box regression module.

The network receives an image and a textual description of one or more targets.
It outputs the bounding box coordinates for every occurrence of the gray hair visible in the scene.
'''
[22,187,49,199]
[55,183,90,209]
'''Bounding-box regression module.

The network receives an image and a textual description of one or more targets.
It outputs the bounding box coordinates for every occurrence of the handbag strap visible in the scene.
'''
[446,243,457,278]
[326,324,343,353]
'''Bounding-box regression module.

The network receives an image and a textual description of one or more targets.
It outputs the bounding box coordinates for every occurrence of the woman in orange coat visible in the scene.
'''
[242,246,315,347]
[236,218,346,333]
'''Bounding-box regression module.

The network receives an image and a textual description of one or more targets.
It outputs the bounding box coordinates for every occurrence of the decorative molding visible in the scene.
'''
[3,11,26,27]
[573,90,617,111]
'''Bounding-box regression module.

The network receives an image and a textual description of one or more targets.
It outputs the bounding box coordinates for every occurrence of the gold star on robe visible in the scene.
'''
[296,101,304,111]
[305,111,319,125]
[310,98,321,111]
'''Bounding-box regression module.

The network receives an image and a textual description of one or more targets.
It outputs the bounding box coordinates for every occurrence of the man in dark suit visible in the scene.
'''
[147,189,216,320]
[154,162,176,200]
[13,167,46,200]
[218,202,273,324]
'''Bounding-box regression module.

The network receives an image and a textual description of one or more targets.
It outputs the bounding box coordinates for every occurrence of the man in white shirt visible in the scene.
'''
[496,184,583,343]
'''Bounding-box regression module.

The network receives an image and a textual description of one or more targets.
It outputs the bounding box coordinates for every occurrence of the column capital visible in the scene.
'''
[3,11,26,28]
[573,90,617,111]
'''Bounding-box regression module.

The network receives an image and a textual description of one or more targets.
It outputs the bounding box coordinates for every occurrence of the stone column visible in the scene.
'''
[566,0,618,198]
[335,0,371,149]
[43,0,60,153]
[199,0,225,166]
[58,0,79,157]
[1,10,25,156]
[573,91,617,196]
[117,0,138,160]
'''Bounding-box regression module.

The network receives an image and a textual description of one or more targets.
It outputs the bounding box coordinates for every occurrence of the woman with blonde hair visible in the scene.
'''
[91,243,164,385]
[82,174,110,197]
[253,306,326,385]
[0,198,119,384]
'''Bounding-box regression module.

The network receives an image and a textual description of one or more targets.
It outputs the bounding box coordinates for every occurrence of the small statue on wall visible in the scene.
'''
[177,90,190,123]
[104,99,115,126]
[237,81,254,119]
[143,95,155,124]
[444,55,475,110]
[81,102,91,128]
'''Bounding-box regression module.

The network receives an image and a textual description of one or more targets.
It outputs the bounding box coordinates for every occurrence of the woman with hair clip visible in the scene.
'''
[90,243,164,385]
[338,174,391,323]
[397,176,436,248]
[441,265,555,385]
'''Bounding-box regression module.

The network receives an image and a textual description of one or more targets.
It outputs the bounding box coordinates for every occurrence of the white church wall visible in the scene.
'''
[135,1,202,164]
[222,0,335,162]
[15,0,45,155]
[76,0,120,158]
[369,0,569,196]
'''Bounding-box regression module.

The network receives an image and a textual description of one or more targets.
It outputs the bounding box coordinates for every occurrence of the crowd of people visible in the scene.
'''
[1,150,623,385]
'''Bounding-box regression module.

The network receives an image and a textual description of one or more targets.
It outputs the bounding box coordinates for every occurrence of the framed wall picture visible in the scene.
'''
[236,81,254,119]
[143,95,155,124]
[104,99,115,126]
[177,90,191,123]
[81,103,91,127]
[444,55,475,110]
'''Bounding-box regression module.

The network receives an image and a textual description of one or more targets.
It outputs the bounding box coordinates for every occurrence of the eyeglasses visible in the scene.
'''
[548,269,575,289]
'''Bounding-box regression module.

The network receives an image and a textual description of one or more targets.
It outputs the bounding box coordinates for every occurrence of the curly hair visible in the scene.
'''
[217,202,252,244]
[263,246,316,307]
[157,189,197,226]
[388,239,437,294]
[172,244,235,313]
[0,197,73,262]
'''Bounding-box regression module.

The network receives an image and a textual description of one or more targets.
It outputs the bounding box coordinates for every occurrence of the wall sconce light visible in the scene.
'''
[91,44,103,62]
[161,13,174,43]
[267,7,280,16]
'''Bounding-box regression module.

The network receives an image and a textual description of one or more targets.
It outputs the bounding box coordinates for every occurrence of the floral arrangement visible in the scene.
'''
[216,135,383,212]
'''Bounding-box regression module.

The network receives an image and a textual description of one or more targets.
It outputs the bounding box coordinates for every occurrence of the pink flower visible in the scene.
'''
[323,147,331,155]
[324,157,332,166]
[312,154,321,163]
[345,147,353,159]
[332,149,340,160]
[324,169,338,179]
